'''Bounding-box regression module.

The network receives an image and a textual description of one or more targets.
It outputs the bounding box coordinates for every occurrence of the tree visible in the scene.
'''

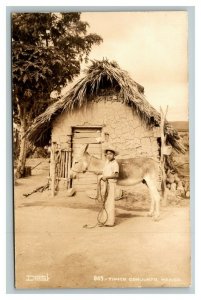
[12,13,102,178]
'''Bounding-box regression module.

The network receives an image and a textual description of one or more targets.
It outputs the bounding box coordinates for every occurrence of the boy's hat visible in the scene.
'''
[103,145,119,156]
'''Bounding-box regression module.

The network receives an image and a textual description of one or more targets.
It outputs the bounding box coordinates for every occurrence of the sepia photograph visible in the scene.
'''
[12,11,191,288]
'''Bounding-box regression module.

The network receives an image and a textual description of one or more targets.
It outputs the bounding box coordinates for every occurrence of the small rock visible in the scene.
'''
[186,191,190,198]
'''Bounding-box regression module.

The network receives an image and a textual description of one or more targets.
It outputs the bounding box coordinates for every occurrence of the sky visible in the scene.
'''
[77,11,188,121]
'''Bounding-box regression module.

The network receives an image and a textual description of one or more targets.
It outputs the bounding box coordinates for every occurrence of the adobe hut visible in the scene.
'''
[27,59,185,192]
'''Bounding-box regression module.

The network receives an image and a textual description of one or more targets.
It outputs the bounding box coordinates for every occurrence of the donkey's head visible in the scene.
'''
[69,144,90,179]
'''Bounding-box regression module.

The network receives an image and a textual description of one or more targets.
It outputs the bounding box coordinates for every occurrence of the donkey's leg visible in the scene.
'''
[152,186,160,221]
[144,175,155,217]
[147,192,155,217]
[144,175,160,221]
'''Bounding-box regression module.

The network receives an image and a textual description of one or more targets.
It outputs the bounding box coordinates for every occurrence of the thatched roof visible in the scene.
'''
[26,59,185,153]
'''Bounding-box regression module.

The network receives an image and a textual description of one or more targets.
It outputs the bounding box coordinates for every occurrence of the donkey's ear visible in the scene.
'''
[79,144,89,155]
[83,144,89,153]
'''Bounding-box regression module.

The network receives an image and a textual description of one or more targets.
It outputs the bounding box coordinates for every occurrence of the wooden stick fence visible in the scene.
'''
[50,146,72,196]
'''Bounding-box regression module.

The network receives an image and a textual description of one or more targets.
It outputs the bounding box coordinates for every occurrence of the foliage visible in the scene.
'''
[12,12,102,178]
[12,12,103,123]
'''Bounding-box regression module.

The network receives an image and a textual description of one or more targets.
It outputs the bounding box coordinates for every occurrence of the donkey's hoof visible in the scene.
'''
[153,215,160,222]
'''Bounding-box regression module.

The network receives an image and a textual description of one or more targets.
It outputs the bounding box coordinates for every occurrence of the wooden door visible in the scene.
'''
[72,127,102,192]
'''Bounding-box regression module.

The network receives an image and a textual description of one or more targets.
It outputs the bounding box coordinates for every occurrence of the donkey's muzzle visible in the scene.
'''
[69,170,76,179]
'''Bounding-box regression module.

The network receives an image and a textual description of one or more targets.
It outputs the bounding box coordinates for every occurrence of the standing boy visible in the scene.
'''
[99,146,119,226]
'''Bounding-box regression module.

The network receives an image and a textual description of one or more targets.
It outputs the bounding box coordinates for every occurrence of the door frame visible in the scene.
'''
[71,126,103,191]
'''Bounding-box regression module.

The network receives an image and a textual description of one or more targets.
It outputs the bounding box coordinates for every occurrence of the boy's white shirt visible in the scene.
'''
[102,159,119,182]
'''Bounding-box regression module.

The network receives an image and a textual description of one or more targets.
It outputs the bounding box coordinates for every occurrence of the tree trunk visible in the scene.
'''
[15,116,28,179]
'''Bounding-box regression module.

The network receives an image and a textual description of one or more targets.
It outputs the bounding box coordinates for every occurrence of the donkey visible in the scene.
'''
[70,144,162,221]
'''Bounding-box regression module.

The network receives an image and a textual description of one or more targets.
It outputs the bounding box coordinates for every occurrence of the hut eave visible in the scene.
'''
[26,59,185,153]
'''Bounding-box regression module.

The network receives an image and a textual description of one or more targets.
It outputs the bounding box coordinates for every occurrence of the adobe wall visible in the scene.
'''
[51,98,159,159]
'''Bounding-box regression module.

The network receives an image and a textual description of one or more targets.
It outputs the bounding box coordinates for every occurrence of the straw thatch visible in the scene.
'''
[26,59,185,153]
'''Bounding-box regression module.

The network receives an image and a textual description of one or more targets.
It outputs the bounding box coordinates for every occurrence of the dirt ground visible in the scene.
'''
[14,159,191,289]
